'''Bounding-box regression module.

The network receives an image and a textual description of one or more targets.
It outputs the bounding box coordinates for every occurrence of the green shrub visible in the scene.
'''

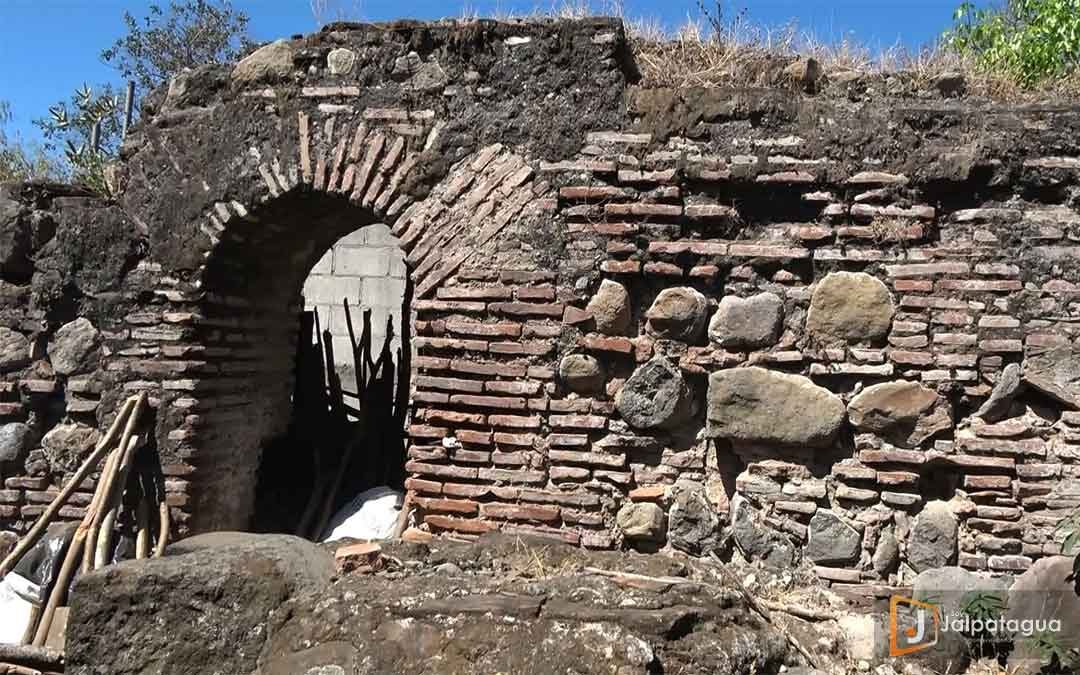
[945,0,1080,84]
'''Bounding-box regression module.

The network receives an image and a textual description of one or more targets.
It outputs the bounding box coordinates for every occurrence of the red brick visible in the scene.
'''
[500,270,555,284]
[416,375,484,393]
[600,260,640,274]
[550,399,591,413]
[593,222,639,236]
[889,350,934,366]
[405,477,443,494]
[414,391,450,405]
[515,285,556,301]
[486,380,541,396]
[549,449,625,467]
[414,356,451,370]
[424,514,498,534]
[858,449,926,465]
[477,467,546,482]
[886,262,970,278]
[936,280,1022,292]
[425,409,487,425]
[494,432,537,447]
[489,414,542,429]
[489,302,565,318]
[643,262,683,276]
[414,300,487,313]
[559,186,632,199]
[727,243,810,259]
[445,320,521,338]
[488,340,555,355]
[492,451,529,465]
[689,264,719,279]
[408,425,449,439]
[549,433,589,447]
[442,482,493,498]
[404,461,478,480]
[456,429,493,445]
[480,502,560,522]
[979,339,1023,353]
[876,471,919,486]
[437,285,513,301]
[415,497,479,514]
[450,394,526,410]
[894,279,933,292]
[629,485,668,501]
[604,202,681,217]
[450,360,526,378]
[550,414,607,430]
[414,337,488,352]
[581,334,634,354]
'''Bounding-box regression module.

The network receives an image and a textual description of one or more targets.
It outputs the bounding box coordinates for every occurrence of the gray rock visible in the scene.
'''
[0,422,32,463]
[807,271,894,345]
[934,72,966,97]
[708,292,783,350]
[872,528,899,576]
[1005,556,1080,675]
[667,481,719,554]
[975,362,1022,422]
[48,317,101,375]
[615,357,693,430]
[616,502,666,541]
[68,532,334,675]
[913,566,1008,673]
[848,380,952,448]
[393,52,448,92]
[41,423,101,472]
[0,327,29,372]
[645,287,707,341]
[232,39,294,84]
[907,501,958,572]
[0,530,15,561]
[258,642,358,675]
[783,57,822,93]
[730,495,795,568]
[1024,345,1080,408]
[327,48,357,75]
[586,279,631,335]
[706,367,845,447]
[559,354,605,396]
[163,65,226,111]
[806,510,862,565]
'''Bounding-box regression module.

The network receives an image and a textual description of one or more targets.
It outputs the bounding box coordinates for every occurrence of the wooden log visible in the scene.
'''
[135,497,151,560]
[0,644,64,669]
[92,432,143,570]
[0,398,135,577]
[153,501,170,558]
[85,393,146,572]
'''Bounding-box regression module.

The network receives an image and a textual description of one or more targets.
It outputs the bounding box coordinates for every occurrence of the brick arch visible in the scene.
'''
[139,100,548,532]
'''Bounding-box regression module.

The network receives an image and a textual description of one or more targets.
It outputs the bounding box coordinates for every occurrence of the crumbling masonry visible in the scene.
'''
[3,18,1080,586]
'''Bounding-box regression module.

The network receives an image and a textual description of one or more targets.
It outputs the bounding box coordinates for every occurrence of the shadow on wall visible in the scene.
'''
[252,224,412,537]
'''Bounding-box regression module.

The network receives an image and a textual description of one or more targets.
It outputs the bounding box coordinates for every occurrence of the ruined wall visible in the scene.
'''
[1,17,1079,587]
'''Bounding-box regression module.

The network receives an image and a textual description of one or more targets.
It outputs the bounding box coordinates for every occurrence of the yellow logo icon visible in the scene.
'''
[889,595,940,657]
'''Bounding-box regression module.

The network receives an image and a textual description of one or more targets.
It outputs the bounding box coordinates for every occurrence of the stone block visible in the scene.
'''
[335,246,390,277]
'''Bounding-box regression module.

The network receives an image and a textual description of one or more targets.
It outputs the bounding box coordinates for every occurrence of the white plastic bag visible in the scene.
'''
[321,486,403,542]
[0,573,36,645]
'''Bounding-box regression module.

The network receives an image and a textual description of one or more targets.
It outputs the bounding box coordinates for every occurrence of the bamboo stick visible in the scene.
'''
[84,392,145,573]
[134,497,150,560]
[153,501,170,558]
[0,398,135,578]
[80,446,121,574]
[93,433,142,570]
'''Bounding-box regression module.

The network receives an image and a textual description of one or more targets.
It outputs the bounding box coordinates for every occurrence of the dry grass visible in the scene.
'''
[455,0,1080,101]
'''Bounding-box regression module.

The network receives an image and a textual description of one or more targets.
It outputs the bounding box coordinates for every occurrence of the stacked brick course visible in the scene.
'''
[2,18,1080,586]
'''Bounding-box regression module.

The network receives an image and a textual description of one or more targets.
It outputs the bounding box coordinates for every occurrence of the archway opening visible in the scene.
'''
[191,192,411,535]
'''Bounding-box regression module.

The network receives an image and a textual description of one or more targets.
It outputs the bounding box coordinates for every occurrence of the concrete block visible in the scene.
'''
[335,247,389,277]
[363,223,399,247]
[302,275,362,305]
[388,252,408,279]
[361,277,407,308]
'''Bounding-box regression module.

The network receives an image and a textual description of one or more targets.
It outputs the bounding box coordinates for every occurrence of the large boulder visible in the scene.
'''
[559,354,605,396]
[872,528,899,576]
[1005,556,1080,675]
[48,317,101,375]
[0,422,32,463]
[615,357,694,430]
[730,495,795,568]
[975,362,1022,422]
[667,481,720,554]
[807,271,894,344]
[706,367,845,447]
[41,423,100,472]
[0,327,29,372]
[232,39,295,84]
[645,287,708,341]
[907,501,958,572]
[708,292,784,350]
[805,510,862,565]
[616,502,666,542]
[586,279,631,335]
[67,532,335,675]
[1024,345,1080,408]
[847,380,952,448]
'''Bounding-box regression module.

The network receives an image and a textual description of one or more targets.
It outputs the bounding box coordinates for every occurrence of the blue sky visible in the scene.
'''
[1,0,962,144]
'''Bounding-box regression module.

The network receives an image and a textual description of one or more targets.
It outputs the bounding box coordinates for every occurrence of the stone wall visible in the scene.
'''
[1,17,1079,588]
[302,223,408,391]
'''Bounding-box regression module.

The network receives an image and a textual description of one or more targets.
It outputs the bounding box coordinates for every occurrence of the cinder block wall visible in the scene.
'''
[302,223,407,391]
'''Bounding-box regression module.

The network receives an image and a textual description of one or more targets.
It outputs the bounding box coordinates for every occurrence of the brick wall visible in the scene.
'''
[302,223,408,391]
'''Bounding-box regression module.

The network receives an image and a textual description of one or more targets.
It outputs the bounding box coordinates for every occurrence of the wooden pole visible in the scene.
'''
[153,501,170,558]
[84,393,145,573]
[121,81,135,139]
[93,432,143,570]
[134,497,150,560]
[0,398,134,578]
